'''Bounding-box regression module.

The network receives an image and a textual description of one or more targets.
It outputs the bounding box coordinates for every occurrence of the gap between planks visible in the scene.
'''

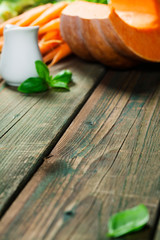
[152,201,160,240]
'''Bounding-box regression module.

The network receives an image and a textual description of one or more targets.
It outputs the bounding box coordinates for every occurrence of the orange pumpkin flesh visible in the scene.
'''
[60,1,136,67]
[110,0,160,16]
[60,1,160,67]
[78,3,137,67]
[107,8,160,62]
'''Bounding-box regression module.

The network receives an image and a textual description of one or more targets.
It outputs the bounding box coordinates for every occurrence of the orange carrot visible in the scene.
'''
[41,30,60,42]
[0,36,4,52]
[48,43,72,67]
[31,1,68,26]
[17,3,53,27]
[0,3,53,35]
[43,47,60,63]
[39,39,62,55]
[39,18,60,35]
[0,15,22,35]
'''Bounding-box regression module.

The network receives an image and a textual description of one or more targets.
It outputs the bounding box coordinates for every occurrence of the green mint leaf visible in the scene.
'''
[107,204,149,238]
[18,77,48,93]
[35,60,50,82]
[48,70,72,89]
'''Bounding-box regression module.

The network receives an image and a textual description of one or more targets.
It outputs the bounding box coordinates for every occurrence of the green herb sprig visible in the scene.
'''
[18,60,72,94]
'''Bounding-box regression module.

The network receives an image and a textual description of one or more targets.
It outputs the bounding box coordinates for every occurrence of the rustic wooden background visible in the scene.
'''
[0,57,160,240]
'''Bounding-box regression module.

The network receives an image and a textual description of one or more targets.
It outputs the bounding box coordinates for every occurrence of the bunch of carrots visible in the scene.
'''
[0,1,72,67]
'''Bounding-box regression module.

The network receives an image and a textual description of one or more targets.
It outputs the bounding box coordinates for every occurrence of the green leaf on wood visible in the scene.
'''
[49,70,72,90]
[18,77,48,93]
[107,204,149,238]
[18,61,72,93]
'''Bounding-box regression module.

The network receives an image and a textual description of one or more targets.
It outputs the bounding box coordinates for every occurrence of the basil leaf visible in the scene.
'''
[18,61,72,93]
[18,77,48,93]
[35,60,50,82]
[107,204,149,238]
[50,81,69,90]
[52,70,72,83]
[49,70,72,89]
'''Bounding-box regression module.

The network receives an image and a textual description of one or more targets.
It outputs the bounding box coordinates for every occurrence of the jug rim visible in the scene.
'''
[4,24,39,33]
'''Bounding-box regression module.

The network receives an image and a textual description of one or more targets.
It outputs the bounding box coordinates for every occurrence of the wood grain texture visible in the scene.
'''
[0,56,106,216]
[0,57,104,138]
[155,218,160,240]
[1,66,160,240]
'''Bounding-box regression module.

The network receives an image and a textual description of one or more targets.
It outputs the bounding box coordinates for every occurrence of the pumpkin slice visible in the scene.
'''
[60,1,136,67]
[104,7,160,62]
[60,4,93,61]
[110,0,160,16]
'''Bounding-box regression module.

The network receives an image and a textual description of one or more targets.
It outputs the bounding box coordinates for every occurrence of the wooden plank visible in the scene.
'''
[0,56,106,216]
[154,213,160,240]
[0,80,44,138]
[0,57,105,138]
[155,224,160,240]
[0,67,160,240]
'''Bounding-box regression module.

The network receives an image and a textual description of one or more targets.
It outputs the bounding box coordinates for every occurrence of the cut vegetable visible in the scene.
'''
[79,2,136,67]
[110,0,160,16]
[60,0,160,67]
[107,204,149,238]
[103,7,160,62]
[60,6,93,61]
[60,1,136,67]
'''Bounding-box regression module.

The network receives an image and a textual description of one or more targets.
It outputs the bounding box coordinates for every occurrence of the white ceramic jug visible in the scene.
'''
[0,24,42,86]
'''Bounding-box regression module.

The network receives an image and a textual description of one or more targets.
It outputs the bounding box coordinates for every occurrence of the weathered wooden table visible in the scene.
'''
[0,56,160,240]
